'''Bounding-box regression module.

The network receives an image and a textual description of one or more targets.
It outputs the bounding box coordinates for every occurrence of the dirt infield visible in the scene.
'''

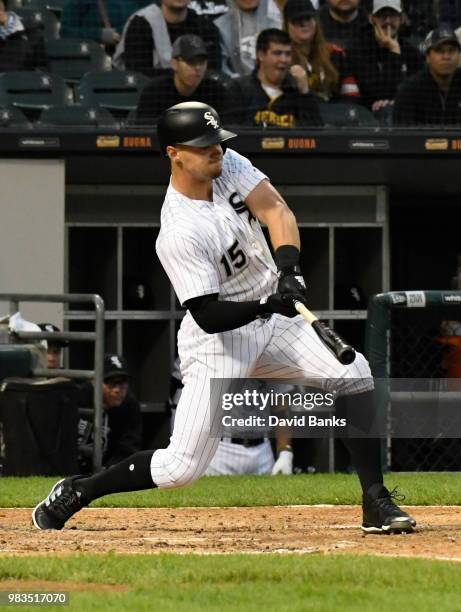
[1,506,461,560]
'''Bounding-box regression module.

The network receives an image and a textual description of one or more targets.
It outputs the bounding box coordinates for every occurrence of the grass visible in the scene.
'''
[2,472,461,507]
[2,474,461,610]
[1,553,461,611]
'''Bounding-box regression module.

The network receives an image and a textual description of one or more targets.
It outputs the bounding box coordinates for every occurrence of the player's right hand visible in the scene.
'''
[261,293,300,317]
[271,449,293,475]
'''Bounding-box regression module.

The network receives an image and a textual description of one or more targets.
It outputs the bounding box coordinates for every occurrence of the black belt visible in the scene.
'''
[222,437,265,447]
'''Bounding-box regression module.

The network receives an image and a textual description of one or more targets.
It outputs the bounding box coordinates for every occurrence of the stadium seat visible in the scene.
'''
[38,104,119,128]
[374,104,393,127]
[125,108,139,127]
[0,72,73,120]
[15,8,60,41]
[45,39,112,84]
[77,71,150,118]
[0,106,32,129]
[319,102,379,127]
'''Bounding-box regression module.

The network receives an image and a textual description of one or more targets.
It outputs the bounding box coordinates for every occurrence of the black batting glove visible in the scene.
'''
[260,293,299,318]
[274,245,307,299]
[278,271,307,297]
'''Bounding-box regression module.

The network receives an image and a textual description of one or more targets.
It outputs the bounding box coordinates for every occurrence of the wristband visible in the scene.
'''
[274,245,301,274]
[278,444,293,454]
[257,296,270,317]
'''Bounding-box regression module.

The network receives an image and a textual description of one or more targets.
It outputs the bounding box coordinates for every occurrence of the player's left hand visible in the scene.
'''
[271,449,293,475]
[278,271,307,300]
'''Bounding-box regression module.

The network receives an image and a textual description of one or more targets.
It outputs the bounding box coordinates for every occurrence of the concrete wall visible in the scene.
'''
[0,159,65,327]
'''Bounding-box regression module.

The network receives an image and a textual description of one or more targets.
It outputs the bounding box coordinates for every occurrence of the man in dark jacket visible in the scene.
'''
[348,0,422,111]
[77,354,143,473]
[393,26,461,126]
[113,0,221,78]
[228,28,322,127]
[319,0,370,52]
[136,34,228,124]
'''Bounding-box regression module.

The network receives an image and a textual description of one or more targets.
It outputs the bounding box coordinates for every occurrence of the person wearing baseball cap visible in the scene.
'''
[283,0,360,101]
[135,34,230,125]
[76,354,143,473]
[38,323,69,369]
[393,25,461,125]
[346,0,422,113]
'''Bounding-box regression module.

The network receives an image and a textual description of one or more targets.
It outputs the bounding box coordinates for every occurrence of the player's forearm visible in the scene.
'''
[246,181,300,250]
[265,203,300,252]
[185,294,266,334]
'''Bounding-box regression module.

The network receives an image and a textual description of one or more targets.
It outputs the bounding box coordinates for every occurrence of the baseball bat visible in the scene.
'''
[293,300,356,365]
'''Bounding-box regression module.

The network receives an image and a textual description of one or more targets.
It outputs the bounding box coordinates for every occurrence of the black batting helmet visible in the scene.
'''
[157,101,237,153]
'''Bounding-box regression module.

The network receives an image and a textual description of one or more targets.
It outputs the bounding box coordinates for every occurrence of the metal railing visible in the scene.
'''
[0,293,105,471]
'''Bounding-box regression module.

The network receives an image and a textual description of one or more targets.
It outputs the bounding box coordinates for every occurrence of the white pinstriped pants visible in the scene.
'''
[150,314,373,488]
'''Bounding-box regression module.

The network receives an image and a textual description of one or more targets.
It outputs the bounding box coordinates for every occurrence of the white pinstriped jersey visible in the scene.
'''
[156,148,279,311]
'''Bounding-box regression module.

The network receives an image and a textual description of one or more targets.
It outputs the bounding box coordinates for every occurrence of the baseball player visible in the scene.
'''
[32,101,416,534]
[169,356,294,475]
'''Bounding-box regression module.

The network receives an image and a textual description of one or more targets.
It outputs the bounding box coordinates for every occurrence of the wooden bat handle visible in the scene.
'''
[294,300,317,324]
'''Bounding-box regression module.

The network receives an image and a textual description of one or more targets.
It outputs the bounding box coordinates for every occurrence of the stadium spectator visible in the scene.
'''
[77,354,143,473]
[37,323,68,369]
[393,26,461,126]
[136,34,229,124]
[283,0,360,100]
[400,0,437,42]
[319,0,370,52]
[0,0,44,71]
[438,0,461,27]
[228,28,323,126]
[113,0,222,78]
[348,0,422,112]
[214,0,282,77]
[60,0,151,50]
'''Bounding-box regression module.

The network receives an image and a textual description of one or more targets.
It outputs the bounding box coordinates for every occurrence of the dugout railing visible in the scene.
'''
[365,290,461,471]
[0,292,105,471]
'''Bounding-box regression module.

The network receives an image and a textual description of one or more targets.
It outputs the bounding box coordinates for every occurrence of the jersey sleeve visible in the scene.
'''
[223,148,268,201]
[156,233,221,306]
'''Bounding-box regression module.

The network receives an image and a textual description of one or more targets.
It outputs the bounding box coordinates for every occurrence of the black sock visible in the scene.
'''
[337,390,384,494]
[74,450,157,504]
[342,437,383,494]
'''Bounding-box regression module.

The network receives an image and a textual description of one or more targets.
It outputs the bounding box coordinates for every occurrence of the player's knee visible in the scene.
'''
[165,457,207,489]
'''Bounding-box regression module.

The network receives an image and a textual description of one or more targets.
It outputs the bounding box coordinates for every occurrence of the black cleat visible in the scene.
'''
[32,476,87,530]
[362,484,416,534]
